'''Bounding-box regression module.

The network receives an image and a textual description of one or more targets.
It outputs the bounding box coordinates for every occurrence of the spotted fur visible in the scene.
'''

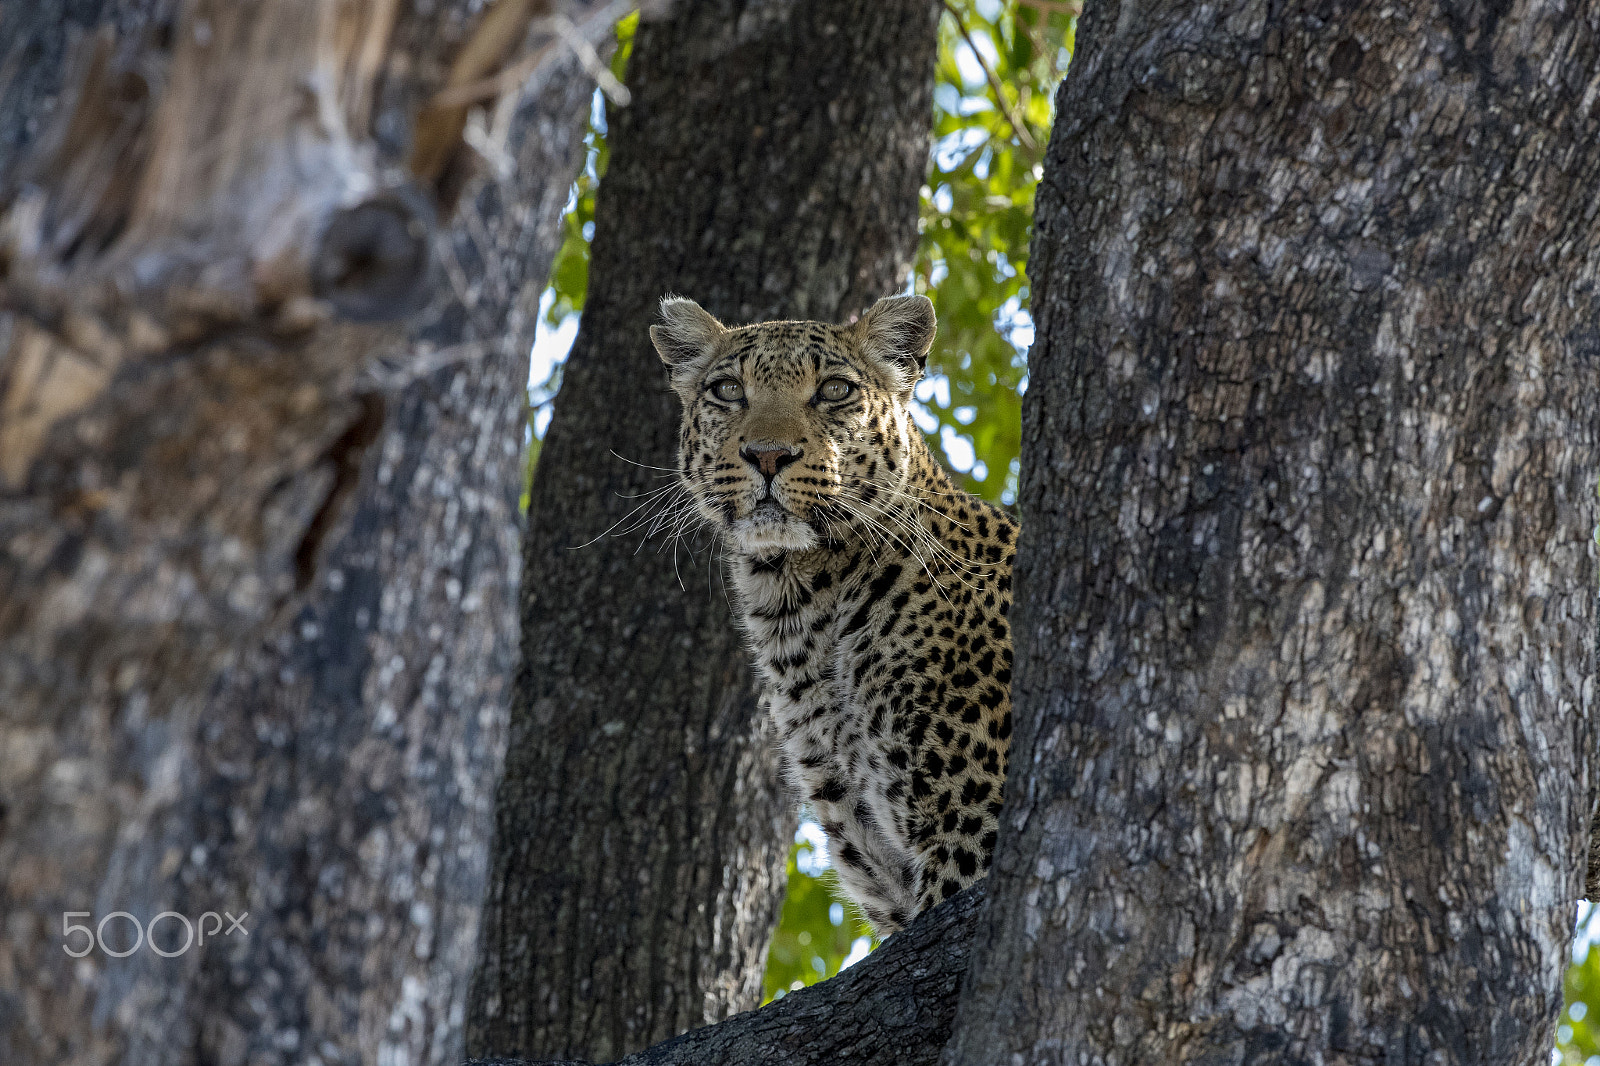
[651,294,1016,934]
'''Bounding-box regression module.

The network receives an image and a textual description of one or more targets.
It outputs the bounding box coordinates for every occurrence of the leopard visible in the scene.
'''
[651,292,1017,935]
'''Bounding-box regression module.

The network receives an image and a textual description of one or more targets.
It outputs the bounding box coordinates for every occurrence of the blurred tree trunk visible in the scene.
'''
[0,2,618,1063]
[946,1,1600,1063]
[465,0,940,1060]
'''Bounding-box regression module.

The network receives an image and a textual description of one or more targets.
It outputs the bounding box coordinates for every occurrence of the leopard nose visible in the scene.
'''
[739,444,799,481]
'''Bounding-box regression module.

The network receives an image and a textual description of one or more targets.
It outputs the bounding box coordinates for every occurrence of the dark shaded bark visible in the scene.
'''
[945,1,1600,1063]
[467,885,983,1066]
[1588,805,1600,900]
[466,0,941,1060]
[0,2,616,1063]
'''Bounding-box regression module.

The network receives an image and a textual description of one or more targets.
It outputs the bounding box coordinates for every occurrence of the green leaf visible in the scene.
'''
[761,839,877,1003]
[914,0,1073,502]
[1559,910,1600,1062]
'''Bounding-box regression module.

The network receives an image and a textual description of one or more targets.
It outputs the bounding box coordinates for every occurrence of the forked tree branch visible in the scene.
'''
[465,884,983,1066]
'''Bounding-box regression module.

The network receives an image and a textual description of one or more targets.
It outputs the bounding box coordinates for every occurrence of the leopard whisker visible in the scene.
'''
[642,497,704,554]
[830,497,965,594]
[609,449,681,475]
[571,483,691,549]
[849,497,988,595]
[854,479,1001,577]
[623,488,697,540]
[855,478,997,548]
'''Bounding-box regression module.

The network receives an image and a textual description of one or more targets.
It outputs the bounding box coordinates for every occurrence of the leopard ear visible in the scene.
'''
[854,294,935,392]
[651,296,726,389]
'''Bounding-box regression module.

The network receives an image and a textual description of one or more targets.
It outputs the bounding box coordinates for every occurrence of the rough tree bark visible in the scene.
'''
[0,2,618,1063]
[465,0,941,1060]
[946,0,1600,1063]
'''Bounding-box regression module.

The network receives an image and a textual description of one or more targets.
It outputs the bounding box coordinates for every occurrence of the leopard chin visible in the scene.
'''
[728,503,819,555]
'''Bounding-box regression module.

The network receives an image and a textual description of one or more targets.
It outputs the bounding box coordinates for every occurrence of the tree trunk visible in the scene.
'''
[465,0,940,1059]
[0,2,614,1063]
[946,1,1600,1062]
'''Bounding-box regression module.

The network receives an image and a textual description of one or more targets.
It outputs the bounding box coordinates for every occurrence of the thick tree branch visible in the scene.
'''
[466,885,982,1066]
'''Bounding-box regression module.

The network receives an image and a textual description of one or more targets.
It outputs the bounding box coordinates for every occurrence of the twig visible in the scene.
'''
[432,40,560,109]
[941,1,1038,153]
[550,12,631,105]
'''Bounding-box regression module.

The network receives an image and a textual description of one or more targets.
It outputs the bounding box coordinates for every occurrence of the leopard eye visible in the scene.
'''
[818,378,854,402]
[711,379,745,402]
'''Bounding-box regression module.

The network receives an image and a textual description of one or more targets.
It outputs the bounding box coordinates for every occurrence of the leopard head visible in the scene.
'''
[652,294,936,557]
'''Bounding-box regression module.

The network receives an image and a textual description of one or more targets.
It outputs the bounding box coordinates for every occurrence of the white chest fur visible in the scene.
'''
[729,549,922,930]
